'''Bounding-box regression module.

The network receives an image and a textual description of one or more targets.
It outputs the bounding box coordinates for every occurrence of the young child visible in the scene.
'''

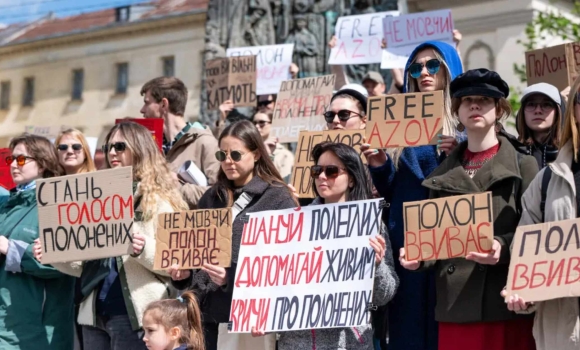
[142,291,205,350]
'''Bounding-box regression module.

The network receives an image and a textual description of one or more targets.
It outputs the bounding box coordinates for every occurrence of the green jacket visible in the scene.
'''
[0,188,75,350]
[421,136,539,323]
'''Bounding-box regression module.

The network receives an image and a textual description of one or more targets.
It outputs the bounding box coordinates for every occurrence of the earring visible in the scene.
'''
[456,122,465,132]
[495,119,502,133]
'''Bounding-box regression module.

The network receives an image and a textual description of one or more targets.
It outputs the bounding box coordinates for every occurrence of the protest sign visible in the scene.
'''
[505,217,580,303]
[380,50,410,69]
[0,148,14,190]
[116,118,163,152]
[366,91,443,148]
[36,167,134,264]
[525,42,580,91]
[25,125,64,140]
[329,11,399,65]
[271,75,335,143]
[206,55,257,110]
[154,208,233,270]
[229,198,383,333]
[291,130,367,198]
[404,192,494,261]
[227,44,294,95]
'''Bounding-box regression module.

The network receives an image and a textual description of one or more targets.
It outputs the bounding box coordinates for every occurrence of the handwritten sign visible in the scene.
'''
[366,91,443,148]
[25,125,65,140]
[291,130,367,198]
[271,75,335,143]
[154,208,232,270]
[206,56,257,110]
[329,11,399,65]
[0,148,14,191]
[505,217,580,303]
[526,42,580,91]
[229,199,382,333]
[37,167,134,264]
[404,192,494,261]
[116,118,164,152]
[227,44,294,95]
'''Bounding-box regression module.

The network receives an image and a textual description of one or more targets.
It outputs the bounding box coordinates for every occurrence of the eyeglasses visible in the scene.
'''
[57,143,82,152]
[311,165,346,179]
[6,154,35,166]
[253,120,271,127]
[408,59,441,79]
[323,110,363,123]
[524,101,555,112]
[102,142,127,153]
[215,150,248,162]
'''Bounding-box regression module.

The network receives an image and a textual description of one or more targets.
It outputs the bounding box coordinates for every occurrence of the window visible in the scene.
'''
[115,6,130,22]
[0,81,10,110]
[162,56,175,77]
[116,63,128,94]
[22,77,34,107]
[71,69,84,100]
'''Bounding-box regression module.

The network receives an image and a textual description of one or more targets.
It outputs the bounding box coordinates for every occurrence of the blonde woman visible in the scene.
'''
[55,128,96,175]
[34,122,188,350]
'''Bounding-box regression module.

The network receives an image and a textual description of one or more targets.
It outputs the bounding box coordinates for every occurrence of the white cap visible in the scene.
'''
[521,83,562,106]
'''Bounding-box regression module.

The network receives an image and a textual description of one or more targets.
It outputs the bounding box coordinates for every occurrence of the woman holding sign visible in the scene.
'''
[361,40,463,350]
[0,134,74,350]
[34,122,188,350]
[505,75,580,350]
[400,69,538,350]
[170,120,297,350]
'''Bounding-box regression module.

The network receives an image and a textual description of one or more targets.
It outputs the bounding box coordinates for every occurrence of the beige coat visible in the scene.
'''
[166,127,220,209]
[518,141,580,350]
[52,196,177,329]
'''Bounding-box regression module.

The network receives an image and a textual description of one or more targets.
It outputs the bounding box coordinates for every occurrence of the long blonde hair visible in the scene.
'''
[389,48,455,167]
[103,122,187,220]
[560,74,580,161]
[55,128,97,174]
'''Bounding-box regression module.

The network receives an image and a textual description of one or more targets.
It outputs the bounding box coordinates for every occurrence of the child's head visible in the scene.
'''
[142,291,205,350]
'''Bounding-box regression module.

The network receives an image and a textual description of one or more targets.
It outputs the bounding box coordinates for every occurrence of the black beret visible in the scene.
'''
[450,68,509,99]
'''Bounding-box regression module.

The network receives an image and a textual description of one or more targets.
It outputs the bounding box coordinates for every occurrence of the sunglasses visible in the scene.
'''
[257,100,273,107]
[524,101,555,112]
[408,59,441,79]
[57,143,82,152]
[253,120,271,127]
[323,110,363,123]
[6,154,35,166]
[215,150,248,162]
[102,142,127,153]
[311,165,346,179]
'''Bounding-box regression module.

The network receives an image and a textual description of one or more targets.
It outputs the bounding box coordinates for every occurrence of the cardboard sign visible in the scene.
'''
[25,125,64,140]
[116,118,164,152]
[329,11,399,65]
[526,42,580,91]
[206,55,257,110]
[154,208,233,270]
[227,44,294,95]
[37,167,134,264]
[505,217,580,303]
[229,199,383,333]
[291,130,367,198]
[0,148,14,191]
[271,75,335,143]
[404,192,494,261]
[366,91,443,148]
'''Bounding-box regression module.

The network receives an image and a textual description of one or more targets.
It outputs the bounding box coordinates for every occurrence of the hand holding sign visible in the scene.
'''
[399,248,420,270]
[361,142,387,168]
[132,233,146,256]
[437,135,458,156]
[465,239,501,265]
[168,264,191,281]
[202,264,227,286]
[501,289,532,312]
[370,235,386,265]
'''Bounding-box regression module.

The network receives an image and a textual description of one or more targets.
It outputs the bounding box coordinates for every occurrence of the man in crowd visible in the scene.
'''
[362,71,387,97]
[140,76,220,208]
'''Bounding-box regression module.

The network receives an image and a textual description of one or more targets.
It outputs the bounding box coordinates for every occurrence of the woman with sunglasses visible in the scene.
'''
[55,128,96,175]
[251,142,398,350]
[325,84,368,131]
[400,69,538,350]
[34,122,188,350]
[252,111,294,181]
[0,134,75,350]
[169,120,297,350]
[360,40,463,350]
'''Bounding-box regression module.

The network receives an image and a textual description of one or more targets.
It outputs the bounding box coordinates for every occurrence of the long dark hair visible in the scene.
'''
[216,120,296,206]
[311,142,372,202]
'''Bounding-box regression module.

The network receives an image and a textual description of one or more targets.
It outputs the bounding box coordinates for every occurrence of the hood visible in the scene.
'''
[403,41,463,93]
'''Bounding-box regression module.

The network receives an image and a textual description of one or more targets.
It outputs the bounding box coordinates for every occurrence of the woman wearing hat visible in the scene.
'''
[324,84,368,131]
[400,68,538,350]
[500,83,564,168]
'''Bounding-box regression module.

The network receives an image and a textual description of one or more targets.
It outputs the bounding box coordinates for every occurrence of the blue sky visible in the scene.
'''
[0,0,146,25]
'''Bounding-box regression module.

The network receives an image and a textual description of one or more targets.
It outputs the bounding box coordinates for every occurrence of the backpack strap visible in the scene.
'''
[540,167,553,223]
[515,152,524,215]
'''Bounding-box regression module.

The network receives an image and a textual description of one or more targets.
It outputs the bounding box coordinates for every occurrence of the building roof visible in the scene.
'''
[4,0,208,46]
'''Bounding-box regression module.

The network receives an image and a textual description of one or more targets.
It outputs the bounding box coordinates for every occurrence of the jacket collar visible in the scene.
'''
[550,140,575,195]
[424,136,521,194]
[166,127,212,158]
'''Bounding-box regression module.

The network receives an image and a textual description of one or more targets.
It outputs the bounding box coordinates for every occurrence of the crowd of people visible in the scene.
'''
[0,31,576,350]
